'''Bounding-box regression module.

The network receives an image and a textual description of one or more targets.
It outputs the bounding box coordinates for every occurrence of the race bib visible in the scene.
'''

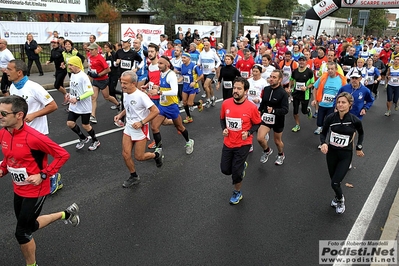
[330,131,350,147]
[391,77,399,85]
[223,81,232,89]
[295,82,306,91]
[316,71,320,78]
[121,60,132,69]
[183,75,190,83]
[343,65,351,71]
[367,76,374,83]
[248,89,257,96]
[203,63,211,70]
[241,71,249,78]
[226,117,242,131]
[261,113,275,125]
[106,60,112,67]
[160,94,167,104]
[283,72,290,78]
[322,94,335,103]
[8,166,29,186]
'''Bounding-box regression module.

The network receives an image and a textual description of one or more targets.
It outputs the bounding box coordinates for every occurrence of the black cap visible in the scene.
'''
[298,55,306,61]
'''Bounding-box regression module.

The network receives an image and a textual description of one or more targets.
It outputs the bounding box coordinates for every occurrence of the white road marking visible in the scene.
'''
[333,140,399,265]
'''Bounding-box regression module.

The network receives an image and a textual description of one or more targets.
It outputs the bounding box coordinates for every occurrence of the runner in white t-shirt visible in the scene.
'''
[114,70,163,188]
[67,56,101,152]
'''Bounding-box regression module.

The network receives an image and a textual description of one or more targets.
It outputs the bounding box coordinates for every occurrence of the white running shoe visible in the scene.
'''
[75,137,91,150]
[275,154,285,165]
[88,140,100,151]
[335,195,345,214]
[185,139,194,154]
[260,148,273,163]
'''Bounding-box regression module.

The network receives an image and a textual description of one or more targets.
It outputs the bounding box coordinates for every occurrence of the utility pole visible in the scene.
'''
[347,8,352,36]
[234,0,240,39]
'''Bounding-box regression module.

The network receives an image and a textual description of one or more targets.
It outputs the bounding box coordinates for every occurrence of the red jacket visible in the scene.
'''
[0,123,70,197]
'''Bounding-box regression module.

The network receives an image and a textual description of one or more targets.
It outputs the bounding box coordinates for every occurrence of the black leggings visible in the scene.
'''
[220,144,251,184]
[292,97,309,115]
[14,193,46,244]
[326,148,352,199]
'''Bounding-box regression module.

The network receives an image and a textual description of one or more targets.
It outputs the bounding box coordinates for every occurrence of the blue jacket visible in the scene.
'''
[336,84,374,120]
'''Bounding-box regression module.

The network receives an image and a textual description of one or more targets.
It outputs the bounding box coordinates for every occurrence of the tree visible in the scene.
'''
[94,1,121,42]
[89,0,142,11]
[265,0,299,18]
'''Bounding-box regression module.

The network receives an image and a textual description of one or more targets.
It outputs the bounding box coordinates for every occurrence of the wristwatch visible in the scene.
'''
[76,96,80,101]
[356,145,363,150]
[40,172,47,180]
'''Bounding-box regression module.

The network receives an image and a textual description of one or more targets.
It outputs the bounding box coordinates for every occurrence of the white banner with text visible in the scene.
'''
[0,22,108,45]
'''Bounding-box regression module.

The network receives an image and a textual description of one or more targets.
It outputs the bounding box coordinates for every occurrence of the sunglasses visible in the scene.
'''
[0,110,17,117]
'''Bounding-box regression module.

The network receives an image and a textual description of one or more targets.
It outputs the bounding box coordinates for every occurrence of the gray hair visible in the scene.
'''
[121,71,138,83]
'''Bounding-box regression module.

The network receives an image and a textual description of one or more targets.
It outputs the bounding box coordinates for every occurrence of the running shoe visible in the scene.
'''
[312,111,318,119]
[148,140,156,149]
[229,190,243,205]
[331,196,339,208]
[110,103,121,110]
[185,139,194,154]
[201,92,206,98]
[385,110,391,116]
[122,175,141,188]
[154,148,164,167]
[336,195,345,214]
[198,100,204,112]
[88,140,100,151]
[275,154,285,165]
[314,127,322,135]
[50,173,63,195]
[76,137,91,150]
[211,96,216,107]
[292,125,301,132]
[395,104,399,111]
[307,107,312,119]
[189,106,194,112]
[90,115,97,124]
[242,161,248,178]
[260,148,273,163]
[249,145,253,153]
[64,203,80,227]
[183,117,193,124]
[178,101,184,109]
[205,100,211,108]
[114,120,125,127]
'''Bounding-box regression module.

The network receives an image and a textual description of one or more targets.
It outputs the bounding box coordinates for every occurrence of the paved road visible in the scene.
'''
[0,83,398,266]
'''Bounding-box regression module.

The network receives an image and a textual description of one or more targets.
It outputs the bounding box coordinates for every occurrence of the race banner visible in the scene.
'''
[175,25,222,38]
[244,26,261,39]
[313,0,339,19]
[121,24,164,45]
[342,0,399,8]
[0,22,108,44]
[302,19,320,37]
[0,0,88,14]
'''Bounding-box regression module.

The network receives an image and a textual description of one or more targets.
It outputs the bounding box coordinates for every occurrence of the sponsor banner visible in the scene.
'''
[302,19,320,37]
[121,24,164,45]
[0,0,87,14]
[313,0,339,19]
[342,0,399,8]
[0,22,108,44]
[175,25,222,38]
[319,240,397,264]
[244,26,261,39]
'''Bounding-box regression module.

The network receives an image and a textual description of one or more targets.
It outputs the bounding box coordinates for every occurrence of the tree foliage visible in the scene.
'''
[94,1,121,23]
[89,0,142,12]
[265,0,299,18]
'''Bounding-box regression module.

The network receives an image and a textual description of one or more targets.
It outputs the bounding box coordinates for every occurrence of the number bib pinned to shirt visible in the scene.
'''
[330,131,350,147]
[261,113,275,125]
[8,166,29,186]
[241,71,249,78]
[183,75,191,83]
[322,94,335,103]
[295,82,305,91]
[121,60,132,69]
[226,117,242,131]
[223,81,232,89]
